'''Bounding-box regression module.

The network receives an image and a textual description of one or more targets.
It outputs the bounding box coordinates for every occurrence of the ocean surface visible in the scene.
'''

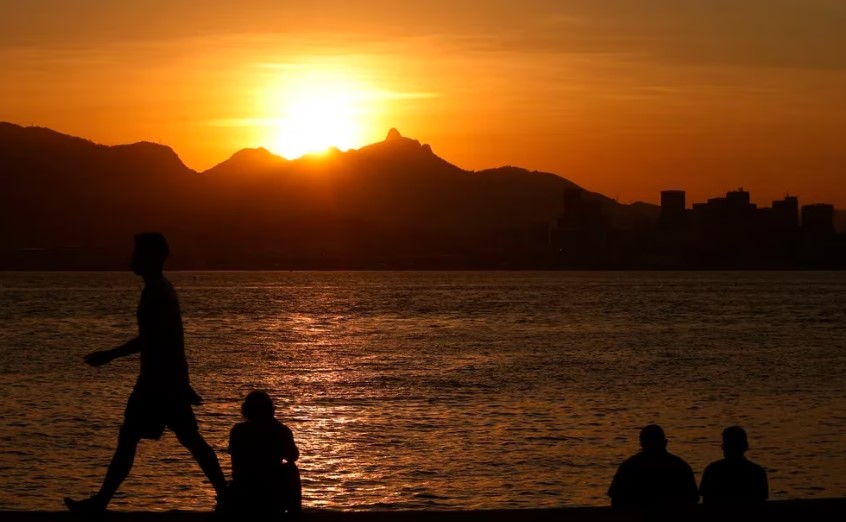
[0,271,844,512]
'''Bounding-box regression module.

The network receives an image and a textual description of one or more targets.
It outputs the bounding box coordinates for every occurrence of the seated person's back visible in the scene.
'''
[700,426,768,507]
[608,425,699,509]
[228,391,301,516]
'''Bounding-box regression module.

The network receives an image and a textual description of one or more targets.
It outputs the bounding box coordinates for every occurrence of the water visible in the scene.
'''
[0,271,844,512]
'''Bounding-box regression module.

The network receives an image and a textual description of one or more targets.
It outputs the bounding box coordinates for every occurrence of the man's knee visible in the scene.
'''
[174,427,207,449]
[117,425,142,447]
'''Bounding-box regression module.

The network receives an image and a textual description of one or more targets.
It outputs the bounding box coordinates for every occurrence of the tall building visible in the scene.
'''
[661,190,686,213]
[802,204,835,236]
[659,190,686,231]
[772,196,800,232]
[726,189,752,210]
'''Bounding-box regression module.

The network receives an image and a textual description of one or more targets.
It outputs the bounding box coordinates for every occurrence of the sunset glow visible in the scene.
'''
[2,1,846,206]
[3,1,846,513]
[260,70,374,159]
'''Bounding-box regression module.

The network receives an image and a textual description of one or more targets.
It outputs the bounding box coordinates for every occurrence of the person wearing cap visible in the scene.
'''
[700,426,768,507]
[608,424,699,509]
[64,233,227,513]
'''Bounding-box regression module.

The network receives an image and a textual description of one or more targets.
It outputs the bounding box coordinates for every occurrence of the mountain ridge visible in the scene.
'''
[0,121,656,269]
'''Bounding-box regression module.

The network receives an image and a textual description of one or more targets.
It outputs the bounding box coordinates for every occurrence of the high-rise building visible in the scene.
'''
[772,196,800,232]
[659,190,686,231]
[802,204,835,236]
[661,190,686,213]
[726,189,751,210]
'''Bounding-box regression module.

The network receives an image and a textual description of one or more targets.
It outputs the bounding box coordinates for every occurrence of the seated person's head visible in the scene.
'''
[242,390,275,421]
[639,424,668,453]
[721,426,749,457]
[132,233,169,275]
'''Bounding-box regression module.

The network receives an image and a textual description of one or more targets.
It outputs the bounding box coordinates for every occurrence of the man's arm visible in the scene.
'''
[608,466,623,507]
[699,465,712,505]
[83,337,143,366]
[758,467,769,502]
[683,463,700,505]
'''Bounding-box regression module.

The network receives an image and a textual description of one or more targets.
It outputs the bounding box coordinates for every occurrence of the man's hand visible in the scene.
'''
[187,387,204,406]
[83,350,114,367]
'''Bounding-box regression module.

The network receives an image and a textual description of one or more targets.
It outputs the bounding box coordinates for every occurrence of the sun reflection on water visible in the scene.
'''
[1,272,845,510]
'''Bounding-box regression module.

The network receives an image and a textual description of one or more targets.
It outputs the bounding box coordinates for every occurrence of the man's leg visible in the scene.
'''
[65,424,142,512]
[174,427,228,496]
[99,424,143,501]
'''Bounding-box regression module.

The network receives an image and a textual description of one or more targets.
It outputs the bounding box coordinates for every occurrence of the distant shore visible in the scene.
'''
[3,499,846,522]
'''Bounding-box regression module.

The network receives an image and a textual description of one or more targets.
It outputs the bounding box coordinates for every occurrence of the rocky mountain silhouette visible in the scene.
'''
[0,122,656,269]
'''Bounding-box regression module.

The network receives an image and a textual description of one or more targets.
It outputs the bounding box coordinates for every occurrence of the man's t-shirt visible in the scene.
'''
[608,450,700,508]
[134,276,191,398]
[700,457,768,506]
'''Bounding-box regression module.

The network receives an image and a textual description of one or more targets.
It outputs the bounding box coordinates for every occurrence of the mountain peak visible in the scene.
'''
[385,128,403,141]
[229,147,279,161]
[203,146,286,175]
[107,141,193,174]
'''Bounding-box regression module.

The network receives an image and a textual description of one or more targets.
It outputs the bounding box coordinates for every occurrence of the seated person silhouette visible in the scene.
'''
[608,424,699,510]
[700,426,768,507]
[227,391,302,518]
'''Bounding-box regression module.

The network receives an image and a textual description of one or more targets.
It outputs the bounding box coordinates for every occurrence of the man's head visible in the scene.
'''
[640,424,668,453]
[132,233,169,276]
[721,426,749,458]
[241,390,275,421]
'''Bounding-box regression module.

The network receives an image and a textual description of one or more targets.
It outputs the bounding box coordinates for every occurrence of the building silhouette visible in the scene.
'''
[772,196,799,233]
[553,186,843,269]
[660,190,686,231]
[802,204,835,236]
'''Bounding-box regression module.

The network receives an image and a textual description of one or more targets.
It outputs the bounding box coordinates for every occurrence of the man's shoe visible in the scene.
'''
[214,484,233,518]
[64,496,108,514]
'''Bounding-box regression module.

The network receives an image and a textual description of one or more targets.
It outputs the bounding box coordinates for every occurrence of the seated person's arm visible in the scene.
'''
[759,469,769,502]
[283,428,300,463]
[228,426,243,481]
[608,471,623,507]
[684,465,700,505]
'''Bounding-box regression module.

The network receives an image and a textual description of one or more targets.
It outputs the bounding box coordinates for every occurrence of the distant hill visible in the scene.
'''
[0,122,655,269]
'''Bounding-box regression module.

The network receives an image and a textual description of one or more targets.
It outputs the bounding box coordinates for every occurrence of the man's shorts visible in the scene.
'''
[123,391,199,440]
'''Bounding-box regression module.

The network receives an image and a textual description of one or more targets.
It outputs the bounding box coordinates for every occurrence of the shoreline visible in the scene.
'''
[3,499,846,521]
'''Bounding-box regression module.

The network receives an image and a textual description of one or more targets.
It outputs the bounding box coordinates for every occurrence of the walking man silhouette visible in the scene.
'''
[64,233,227,513]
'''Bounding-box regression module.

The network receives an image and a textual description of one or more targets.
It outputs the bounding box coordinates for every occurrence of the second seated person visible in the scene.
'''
[700,426,768,508]
[227,391,302,518]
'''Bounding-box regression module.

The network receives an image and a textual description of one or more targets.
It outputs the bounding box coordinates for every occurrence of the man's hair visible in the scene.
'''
[722,426,749,455]
[134,233,170,265]
[242,390,275,421]
[640,424,667,451]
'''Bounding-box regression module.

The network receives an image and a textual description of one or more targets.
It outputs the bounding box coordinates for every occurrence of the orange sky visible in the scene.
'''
[2,1,846,208]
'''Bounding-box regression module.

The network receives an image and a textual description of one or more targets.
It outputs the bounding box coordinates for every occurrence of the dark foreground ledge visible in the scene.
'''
[3,499,845,522]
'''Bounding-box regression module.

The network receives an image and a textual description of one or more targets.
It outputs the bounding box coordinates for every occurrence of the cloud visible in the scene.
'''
[463,1,846,71]
[5,1,845,71]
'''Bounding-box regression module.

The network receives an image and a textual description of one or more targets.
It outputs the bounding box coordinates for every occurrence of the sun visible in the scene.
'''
[260,70,373,159]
